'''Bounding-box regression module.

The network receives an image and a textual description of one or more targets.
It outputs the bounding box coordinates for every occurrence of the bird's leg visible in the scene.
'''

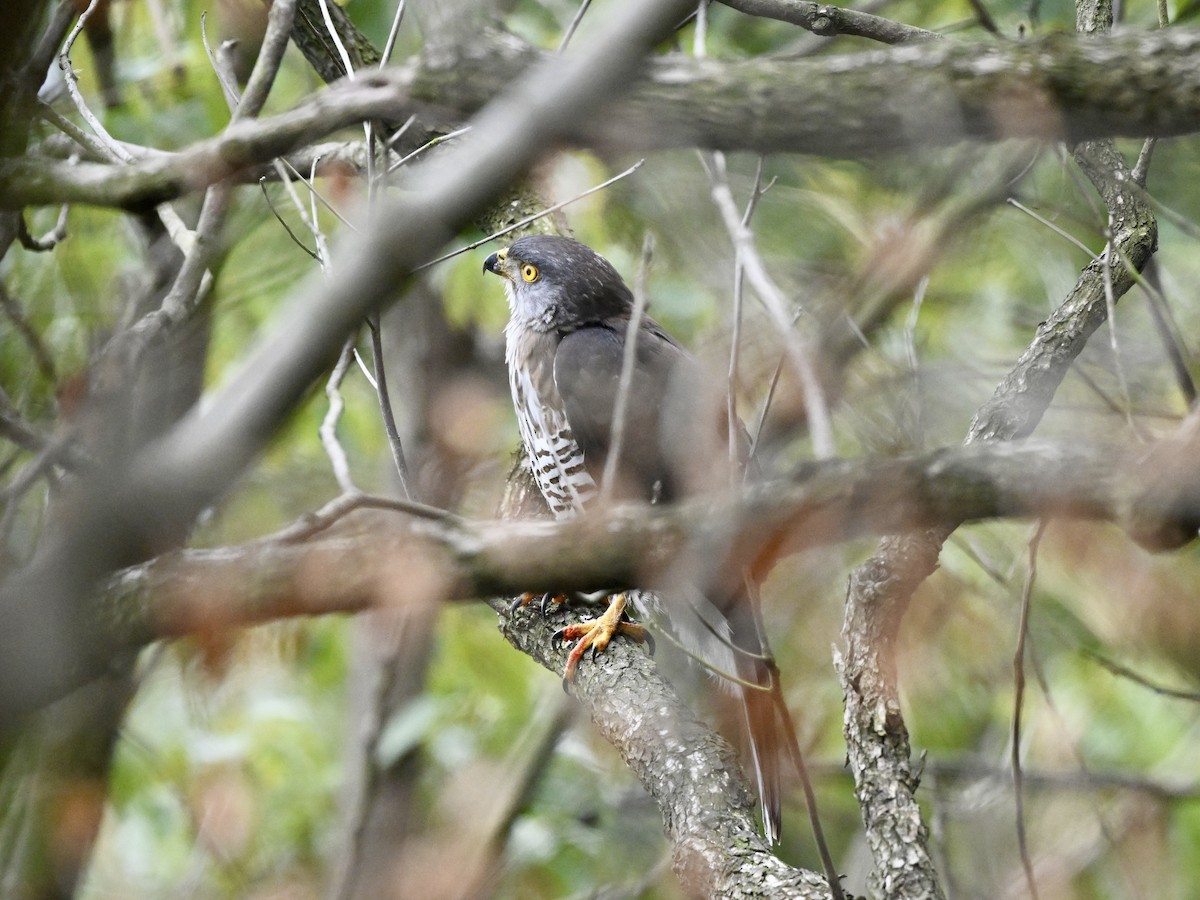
[553,593,653,685]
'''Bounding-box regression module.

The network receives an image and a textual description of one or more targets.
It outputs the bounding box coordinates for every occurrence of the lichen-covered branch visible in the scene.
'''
[495,600,834,898]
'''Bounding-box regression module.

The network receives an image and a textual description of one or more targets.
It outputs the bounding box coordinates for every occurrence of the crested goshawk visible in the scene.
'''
[484,234,784,842]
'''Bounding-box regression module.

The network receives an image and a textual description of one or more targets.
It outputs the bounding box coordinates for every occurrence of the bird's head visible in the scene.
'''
[483,235,633,332]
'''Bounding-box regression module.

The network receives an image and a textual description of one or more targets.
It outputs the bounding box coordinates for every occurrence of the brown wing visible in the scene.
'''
[555,317,783,841]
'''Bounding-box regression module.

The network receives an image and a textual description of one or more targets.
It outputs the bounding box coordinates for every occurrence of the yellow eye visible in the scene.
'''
[521,263,540,283]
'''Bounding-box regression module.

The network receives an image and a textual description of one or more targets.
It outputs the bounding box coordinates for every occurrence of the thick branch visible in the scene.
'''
[414,24,1200,154]
[8,26,1200,208]
[102,438,1200,645]
[496,602,832,897]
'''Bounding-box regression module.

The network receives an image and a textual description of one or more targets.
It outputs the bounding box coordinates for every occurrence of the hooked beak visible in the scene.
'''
[483,249,508,277]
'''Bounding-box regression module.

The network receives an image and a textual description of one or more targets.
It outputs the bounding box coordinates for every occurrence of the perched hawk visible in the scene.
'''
[484,234,784,842]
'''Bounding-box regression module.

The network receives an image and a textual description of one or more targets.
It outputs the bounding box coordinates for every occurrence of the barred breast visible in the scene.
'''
[505,323,597,518]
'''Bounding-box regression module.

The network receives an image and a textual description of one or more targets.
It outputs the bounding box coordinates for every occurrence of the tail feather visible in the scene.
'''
[724,575,785,844]
[739,658,782,843]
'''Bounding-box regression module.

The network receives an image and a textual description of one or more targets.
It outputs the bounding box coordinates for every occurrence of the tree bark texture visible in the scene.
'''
[7,26,1200,209]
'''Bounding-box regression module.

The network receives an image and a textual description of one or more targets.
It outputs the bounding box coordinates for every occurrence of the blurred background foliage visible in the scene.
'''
[3,0,1200,897]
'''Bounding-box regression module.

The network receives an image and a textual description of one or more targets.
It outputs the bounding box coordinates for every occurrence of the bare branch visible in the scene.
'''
[705,151,835,458]
[599,233,654,503]
[1084,650,1200,702]
[321,339,360,494]
[716,0,938,43]
[96,436,1200,646]
[1011,522,1045,900]
[10,27,1200,208]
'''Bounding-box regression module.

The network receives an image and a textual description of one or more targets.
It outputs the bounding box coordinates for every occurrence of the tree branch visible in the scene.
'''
[99,436,1200,647]
[8,26,1200,209]
[716,0,938,43]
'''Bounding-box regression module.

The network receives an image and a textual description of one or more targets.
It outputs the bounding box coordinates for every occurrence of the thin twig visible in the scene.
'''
[385,125,471,174]
[747,309,803,462]
[1099,232,1141,439]
[903,276,929,444]
[693,0,710,56]
[281,156,358,232]
[368,318,413,499]
[1098,231,1195,411]
[1131,138,1156,188]
[308,157,334,264]
[727,220,748,472]
[380,0,407,67]
[0,430,86,548]
[321,338,360,494]
[0,285,57,384]
[353,350,377,389]
[364,121,377,210]
[704,152,835,458]
[1141,263,1196,405]
[728,158,773,474]
[964,0,1002,35]
[259,179,320,259]
[200,13,241,112]
[558,0,595,52]
[773,677,845,900]
[59,0,133,163]
[0,408,53,457]
[16,207,69,252]
[1012,520,1045,900]
[35,101,114,159]
[416,159,645,270]
[319,0,357,79]
[262,491,455,545]
[599,233,655,504]
[1007,198,1099,260]
[1084,650,1200,701]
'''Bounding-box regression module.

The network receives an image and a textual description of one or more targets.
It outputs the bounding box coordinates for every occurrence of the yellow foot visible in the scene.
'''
[553,593,654,688]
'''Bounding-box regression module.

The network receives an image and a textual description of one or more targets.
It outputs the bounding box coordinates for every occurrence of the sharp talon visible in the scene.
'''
[644,631,656,657]
[540,593,555,616]
[552,627,566,642]
[561,676,572,694]
[509,595,525,612]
